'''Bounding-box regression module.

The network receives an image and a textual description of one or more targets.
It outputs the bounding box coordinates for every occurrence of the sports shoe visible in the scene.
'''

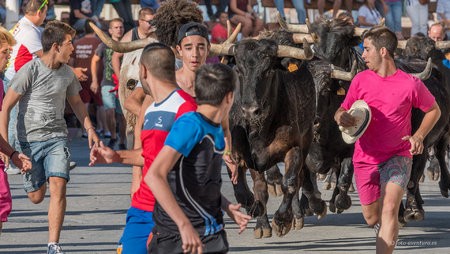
[6,165,21,175]
[108,138,117,149]
[81,131,88,138]
[47,243,64,254]
[69,161,77,170]
[103,131,112,139]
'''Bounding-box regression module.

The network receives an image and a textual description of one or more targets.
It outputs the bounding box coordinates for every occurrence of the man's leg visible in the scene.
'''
[361,199,380,227]
[48,177,67,243]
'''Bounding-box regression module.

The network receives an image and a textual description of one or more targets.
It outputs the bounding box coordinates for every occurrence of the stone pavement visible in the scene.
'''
[0,137,449,253]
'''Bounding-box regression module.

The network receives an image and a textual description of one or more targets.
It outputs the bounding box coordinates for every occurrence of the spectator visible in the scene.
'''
[69,0,104,33]
[111,7,155,84]
[318,0,353,19]
[70,20,105,138]
[141,0,160,10]
[406,0,428,37]
[274,0,306,24]
[437,0,450,39]
[228,0,264,38]
[110,0,135,32]
[204,0,229,21]
[428,22,446,42]
[211,12,229,43]
[91,18,126,149]
[358,0,383,28]
[384,0,403,39]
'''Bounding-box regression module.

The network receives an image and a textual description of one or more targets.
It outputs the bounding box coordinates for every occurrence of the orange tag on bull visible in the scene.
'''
[337,87,346,95]
[288,63,298,72]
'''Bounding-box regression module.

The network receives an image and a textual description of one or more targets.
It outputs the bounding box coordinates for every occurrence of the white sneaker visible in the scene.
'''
[47,243,64,254]
[69,161,77,170]
[6,165,21,175]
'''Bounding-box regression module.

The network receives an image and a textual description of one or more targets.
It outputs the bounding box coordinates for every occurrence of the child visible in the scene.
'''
[145,63,251,254]
[0,26,32,236]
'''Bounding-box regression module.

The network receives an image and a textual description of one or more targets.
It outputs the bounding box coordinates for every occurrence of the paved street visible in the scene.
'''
[0,137,449,253]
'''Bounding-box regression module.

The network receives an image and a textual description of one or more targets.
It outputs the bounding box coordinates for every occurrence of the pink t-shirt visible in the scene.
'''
[341,69,435,164]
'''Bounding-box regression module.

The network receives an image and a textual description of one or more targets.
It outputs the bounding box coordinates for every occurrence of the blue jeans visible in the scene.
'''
[20,138,70,193]
[385,1,403,33]
[274,0,306,24]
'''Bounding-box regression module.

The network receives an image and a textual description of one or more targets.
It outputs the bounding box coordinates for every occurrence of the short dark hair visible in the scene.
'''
[195,64,236,106]
[42,20,75,52]
[177,22,209,45]
[363,26,397,58]
[140,42,176,82]
[139,7,155,19]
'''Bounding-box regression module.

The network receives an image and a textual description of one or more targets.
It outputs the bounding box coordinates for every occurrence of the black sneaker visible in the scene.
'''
[108,139,117,149]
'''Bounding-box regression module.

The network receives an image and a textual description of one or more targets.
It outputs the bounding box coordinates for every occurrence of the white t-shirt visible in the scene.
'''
[5,17,43,81]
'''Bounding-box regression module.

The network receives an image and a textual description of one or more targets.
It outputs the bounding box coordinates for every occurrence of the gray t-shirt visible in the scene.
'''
[11,58,82,142]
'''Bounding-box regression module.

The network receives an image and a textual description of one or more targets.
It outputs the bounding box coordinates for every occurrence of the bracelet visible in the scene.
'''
[9,150,18,159]
[223,150,232,156]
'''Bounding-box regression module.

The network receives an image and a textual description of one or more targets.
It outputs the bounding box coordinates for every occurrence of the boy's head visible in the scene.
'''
[363,26,397,59]
[176,22,210,72]
[0,26,16,72]
[195,63,236,106]
[139,42,176,95]
[42,21,76,64]
[109,18,125,40]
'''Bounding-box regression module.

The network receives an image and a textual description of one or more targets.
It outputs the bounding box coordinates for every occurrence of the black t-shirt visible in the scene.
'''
[69,0,94,26]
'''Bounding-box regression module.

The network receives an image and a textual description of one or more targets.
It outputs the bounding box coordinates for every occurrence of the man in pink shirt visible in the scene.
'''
[334,27,441,254]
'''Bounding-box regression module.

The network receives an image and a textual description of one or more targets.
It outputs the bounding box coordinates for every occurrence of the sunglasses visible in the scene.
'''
[38,0,48,12]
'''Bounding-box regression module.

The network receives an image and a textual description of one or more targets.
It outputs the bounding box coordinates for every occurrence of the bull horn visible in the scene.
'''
[224,22,241,44]
[436,40,450,49]
[277,12,309,33]
[292,33,315,44]
[331,60,357,81]
[277,40,313,60]
[397,40,407,49]
[210,43,235,56]
[354,27,368,37]
[412,58,432,80]
[88,21,157,53]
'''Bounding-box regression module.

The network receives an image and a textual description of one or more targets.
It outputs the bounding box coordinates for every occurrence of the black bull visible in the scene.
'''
[228,38,326,238]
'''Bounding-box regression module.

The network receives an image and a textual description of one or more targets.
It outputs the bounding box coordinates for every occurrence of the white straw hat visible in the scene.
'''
[339,100,372,144]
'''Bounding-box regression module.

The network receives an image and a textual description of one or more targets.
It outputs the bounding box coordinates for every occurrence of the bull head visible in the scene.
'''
[88,21,158,53]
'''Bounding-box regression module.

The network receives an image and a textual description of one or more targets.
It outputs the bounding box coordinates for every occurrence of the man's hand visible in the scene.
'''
[89,141,119,166]
[223,152,238,184]
[87,128,100,149]
[11,152,32,173]
[402,134,424,155]
[225,203,251,234]
[179,222,203,254]
[90,81,100,94]
[334,108,356,127]
[73,67,88,82]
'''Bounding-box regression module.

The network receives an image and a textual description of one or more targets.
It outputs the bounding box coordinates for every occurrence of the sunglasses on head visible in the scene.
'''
[38,0,48,12]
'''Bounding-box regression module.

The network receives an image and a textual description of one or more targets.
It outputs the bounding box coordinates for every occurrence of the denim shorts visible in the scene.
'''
[20,138,70,193]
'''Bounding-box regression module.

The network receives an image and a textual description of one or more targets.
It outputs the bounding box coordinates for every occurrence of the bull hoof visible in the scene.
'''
[292,216,304,230]
[317,205,327,220]
[323,182,331,190]
[438,181,449,198]
[348,183,355,193]
[329,201,336,213]
[271,219,292,237]
[310,200,327,219]
[335,193,352,210]
[433,171,440,181]
[419,174,425,183]
[404,209,425,222]
[249,201,266,218]
[398,216,407,228]
[253,227,272,239]
[336,209,344,214]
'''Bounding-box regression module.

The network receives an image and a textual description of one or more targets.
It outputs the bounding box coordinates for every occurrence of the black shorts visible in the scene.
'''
[148,229,229,254]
